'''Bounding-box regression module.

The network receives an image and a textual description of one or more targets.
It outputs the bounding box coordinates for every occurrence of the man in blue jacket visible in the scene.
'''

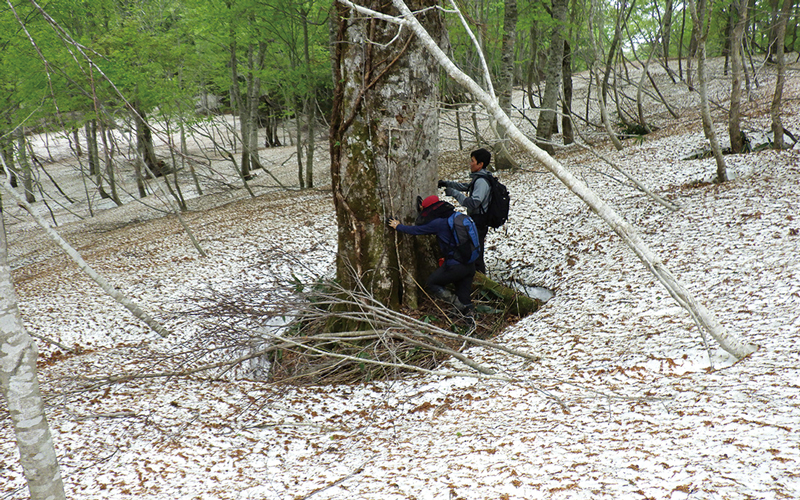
[386,195,475,315]
[438,148,493,274]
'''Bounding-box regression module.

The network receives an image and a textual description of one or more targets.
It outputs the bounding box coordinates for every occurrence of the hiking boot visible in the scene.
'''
[433,289,459,305]
[433,289,472,313]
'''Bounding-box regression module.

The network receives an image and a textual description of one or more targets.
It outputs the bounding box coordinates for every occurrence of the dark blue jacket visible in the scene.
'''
[396,217,462,266]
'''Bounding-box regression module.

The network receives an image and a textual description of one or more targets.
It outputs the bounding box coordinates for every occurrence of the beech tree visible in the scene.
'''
[588,0,624,150]
[690,0,727,182]
[337,0,757,359]
[330,0,444,309]
[728,0,749,154]
[771,0,793,149]
[535,0,567,153]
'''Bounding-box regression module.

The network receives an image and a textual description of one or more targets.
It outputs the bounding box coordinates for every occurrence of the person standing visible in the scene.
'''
[386,196,475,315]
[438,148,493,274]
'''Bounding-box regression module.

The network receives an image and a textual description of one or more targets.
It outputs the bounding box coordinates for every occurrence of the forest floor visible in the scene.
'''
[2,58,800,499]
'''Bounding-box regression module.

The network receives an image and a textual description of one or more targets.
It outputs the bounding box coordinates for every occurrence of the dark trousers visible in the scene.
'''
[476,222,489,274]
[427,262,476,306]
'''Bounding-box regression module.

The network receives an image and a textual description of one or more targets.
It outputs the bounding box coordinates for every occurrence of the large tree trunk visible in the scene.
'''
[729,0,749,154]
[0,209,66,500]
[330,0,444,309]
[339,0,758,360]
[771,0,793,149]
[691,0,727,182]
[535,0,567,153]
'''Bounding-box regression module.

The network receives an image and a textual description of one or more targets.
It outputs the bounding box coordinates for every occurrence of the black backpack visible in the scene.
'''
[473,174,510,229]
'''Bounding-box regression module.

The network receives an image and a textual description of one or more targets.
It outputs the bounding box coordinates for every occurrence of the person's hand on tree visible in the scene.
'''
[385,217,400,229]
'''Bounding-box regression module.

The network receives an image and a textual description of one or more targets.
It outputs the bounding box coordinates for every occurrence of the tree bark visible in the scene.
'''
[588,0,624,150]
[601,0,636,103]
[535,0,567,153]
[330,0,444,309]
[100,121,122,206]
[338,0,758,360]
[561,40,574,145]
[494,0,520,170]
[766,0,782,62]
[1,206,66,500]
[473,272,539,316]
[498,0,517,115]
[133,100,161,178]
[662,0,674,78]
[729,0,749,154]
[771,0,793,149]
[691,0,727,182]
[302,9,316,188]
[0,128,17,187]
[16,128,35,203]
[85,120,99,177]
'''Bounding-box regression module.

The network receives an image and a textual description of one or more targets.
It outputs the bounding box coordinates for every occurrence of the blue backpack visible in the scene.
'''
[447,213,481,264]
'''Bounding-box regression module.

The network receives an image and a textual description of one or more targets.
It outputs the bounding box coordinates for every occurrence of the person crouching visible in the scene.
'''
[386,195,475,315]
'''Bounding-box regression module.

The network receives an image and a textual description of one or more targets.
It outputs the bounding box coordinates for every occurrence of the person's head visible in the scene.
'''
[421,195,439,209]
[470,148,491,173]
[416,195,454,224]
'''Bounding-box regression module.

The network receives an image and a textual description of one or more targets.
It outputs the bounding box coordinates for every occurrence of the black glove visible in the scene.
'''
[437,180,447,188]
[385,217,399,228]
[444,186,458,198]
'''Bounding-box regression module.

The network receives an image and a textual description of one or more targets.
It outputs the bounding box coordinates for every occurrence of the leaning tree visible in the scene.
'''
[330,0,445,309]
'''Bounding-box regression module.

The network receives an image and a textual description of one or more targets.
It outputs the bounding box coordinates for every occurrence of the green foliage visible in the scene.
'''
[0,0,790,137]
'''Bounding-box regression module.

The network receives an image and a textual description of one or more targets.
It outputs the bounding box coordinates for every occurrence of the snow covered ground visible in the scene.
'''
[2,62,800,499]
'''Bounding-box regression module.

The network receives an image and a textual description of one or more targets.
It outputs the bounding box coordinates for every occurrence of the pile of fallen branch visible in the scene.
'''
[176,277,542,385]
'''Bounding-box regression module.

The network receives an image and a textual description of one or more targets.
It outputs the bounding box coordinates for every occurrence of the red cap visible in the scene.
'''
[421,195,439,208]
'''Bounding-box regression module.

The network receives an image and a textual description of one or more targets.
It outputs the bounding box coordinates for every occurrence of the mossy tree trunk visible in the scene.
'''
[330,0,444,310]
